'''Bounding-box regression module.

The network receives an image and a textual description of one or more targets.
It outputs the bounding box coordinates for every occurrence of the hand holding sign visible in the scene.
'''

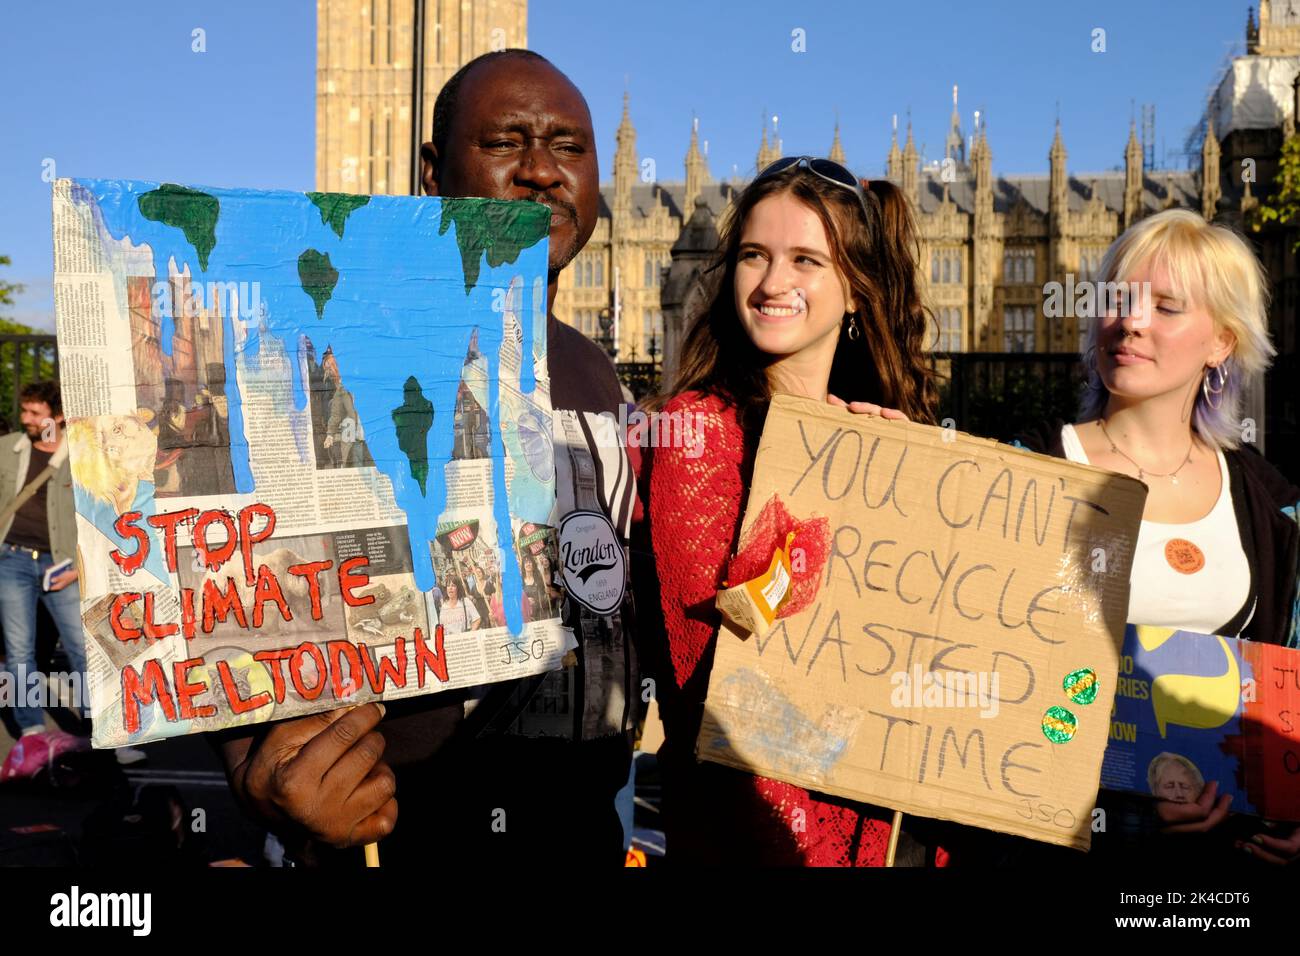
[1155,779,1233,834]
[1239,824,1300,864]
[826,393,910,421]
[226,701,396,849]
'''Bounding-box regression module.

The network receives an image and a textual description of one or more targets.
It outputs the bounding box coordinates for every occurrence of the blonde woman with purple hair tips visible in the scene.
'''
[1017,209,1300,867]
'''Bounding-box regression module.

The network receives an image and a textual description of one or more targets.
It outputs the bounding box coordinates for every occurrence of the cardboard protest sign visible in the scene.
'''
[698,395,1147,849]
[1102,624,1300,821]
[52,178,572,747]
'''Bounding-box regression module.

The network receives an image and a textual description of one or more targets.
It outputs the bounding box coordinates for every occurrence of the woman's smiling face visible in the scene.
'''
[733,192,852,363]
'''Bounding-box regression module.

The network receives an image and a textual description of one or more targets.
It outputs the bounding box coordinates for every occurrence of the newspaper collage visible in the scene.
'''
[51,178,572,748]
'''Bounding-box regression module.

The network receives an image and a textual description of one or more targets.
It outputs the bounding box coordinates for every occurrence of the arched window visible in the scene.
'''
[595,258,604,286]
[1003,306,1035,352]
[932,251,941,284]
[947,307,963,351]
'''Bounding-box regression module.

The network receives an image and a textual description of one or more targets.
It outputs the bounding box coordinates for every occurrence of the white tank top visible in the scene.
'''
[1060,424,1252,635]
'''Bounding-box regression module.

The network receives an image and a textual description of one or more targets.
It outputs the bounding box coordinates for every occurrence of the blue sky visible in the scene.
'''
[1,0,1242,330]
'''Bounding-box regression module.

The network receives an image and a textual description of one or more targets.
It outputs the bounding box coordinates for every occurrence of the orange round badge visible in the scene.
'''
[1164,538,1205,574]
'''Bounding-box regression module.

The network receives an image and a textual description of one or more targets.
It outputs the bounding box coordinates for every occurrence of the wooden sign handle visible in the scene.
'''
[884,811,904,867]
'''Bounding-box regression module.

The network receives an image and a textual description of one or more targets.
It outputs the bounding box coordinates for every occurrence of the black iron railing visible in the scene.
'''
[0,334,59,430]
[617,362,661,402]
[934,351,1086,444]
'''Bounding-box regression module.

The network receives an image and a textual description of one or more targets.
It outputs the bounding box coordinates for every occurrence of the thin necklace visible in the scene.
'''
[1096,418,1194,485]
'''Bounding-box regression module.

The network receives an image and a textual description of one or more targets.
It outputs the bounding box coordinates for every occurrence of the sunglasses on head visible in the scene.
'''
[754,156,871,216]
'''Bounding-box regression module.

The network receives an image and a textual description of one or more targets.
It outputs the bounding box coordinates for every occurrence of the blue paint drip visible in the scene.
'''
[82,179,254,494]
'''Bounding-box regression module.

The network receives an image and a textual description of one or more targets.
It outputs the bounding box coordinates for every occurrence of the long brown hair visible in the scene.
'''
[657,165,939,432]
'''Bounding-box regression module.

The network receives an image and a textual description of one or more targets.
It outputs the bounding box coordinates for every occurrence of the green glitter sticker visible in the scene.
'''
[1063,668,1098,705]
[1041,706,1078,743]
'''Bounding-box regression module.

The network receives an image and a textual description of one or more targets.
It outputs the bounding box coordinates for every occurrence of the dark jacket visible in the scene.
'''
[1015,419,1300,647]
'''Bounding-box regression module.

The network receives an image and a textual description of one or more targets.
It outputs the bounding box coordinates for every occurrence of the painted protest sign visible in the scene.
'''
[52,178,571,747]
[1102,624,1300,821]
[699,395,1147,849]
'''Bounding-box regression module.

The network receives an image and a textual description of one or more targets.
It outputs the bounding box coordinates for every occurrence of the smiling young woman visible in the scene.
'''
[637,158,940,867]
[1017,209,1300,868]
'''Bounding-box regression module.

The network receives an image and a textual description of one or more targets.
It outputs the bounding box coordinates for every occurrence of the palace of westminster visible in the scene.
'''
[316,1,1300,397]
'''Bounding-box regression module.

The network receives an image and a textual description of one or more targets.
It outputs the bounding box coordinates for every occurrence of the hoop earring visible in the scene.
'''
[1202,364,1228,410]
[845,312,861,340]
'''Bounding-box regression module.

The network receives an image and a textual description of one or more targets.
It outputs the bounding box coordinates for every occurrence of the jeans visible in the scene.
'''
[0,544,87,731]
[615,749,638,851]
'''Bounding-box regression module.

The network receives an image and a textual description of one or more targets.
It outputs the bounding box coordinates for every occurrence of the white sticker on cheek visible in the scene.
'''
[791,288,807,311]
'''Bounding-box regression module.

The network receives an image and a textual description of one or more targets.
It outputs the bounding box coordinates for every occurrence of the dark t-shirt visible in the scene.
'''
[6,445,53,552]
[366,316,638,866]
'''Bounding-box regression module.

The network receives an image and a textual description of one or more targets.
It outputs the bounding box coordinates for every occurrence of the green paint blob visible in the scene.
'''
[1041,706,1078,744]
[138,184,219,271]
[438,198,550,293]
[392,376,434,495]
[297,249,338,319]
[1063,668,1098,705]
[307,191,371,238]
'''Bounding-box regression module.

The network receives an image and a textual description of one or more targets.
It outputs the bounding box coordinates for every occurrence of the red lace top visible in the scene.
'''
[647,391,895,866]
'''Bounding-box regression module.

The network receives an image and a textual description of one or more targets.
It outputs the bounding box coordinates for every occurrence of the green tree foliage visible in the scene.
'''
[0,255,24,311]
[0,256,53,429]
[1252,134,1300,252]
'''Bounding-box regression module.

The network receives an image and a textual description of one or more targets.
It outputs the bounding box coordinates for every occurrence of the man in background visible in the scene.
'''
[0,381,146,778]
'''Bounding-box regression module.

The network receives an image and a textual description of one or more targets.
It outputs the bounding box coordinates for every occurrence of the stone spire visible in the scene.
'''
[829,120,846,165]
[1049,116,1068,223]
[757,113,782,172]
[945,83,966,166]
[1201,112,1221,221]
[613,91,637,224]
[684,115,709,215]
[1124,117,1144,228]
[973,116,993,222]
[969,113,994,350]
[901,114,918,205]
[1048,116,1070,347]
[887,113,902,182]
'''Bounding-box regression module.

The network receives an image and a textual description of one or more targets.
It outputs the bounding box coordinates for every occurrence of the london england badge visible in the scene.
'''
[557,509,626,615]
